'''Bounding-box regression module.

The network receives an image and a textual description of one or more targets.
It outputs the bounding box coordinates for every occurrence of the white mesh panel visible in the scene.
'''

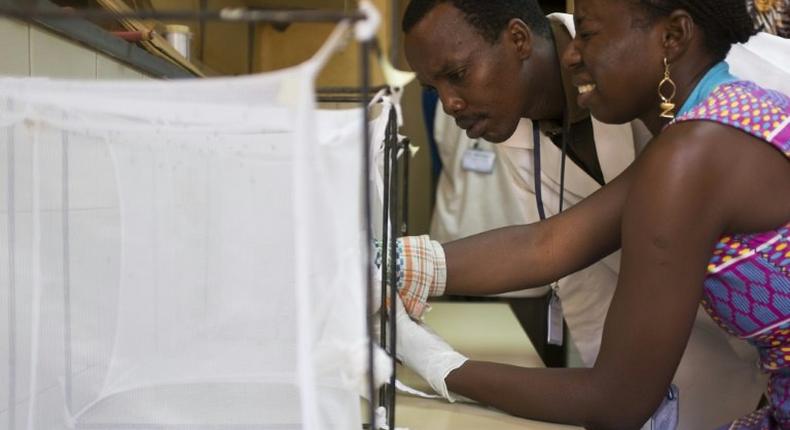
[0,58,366,430]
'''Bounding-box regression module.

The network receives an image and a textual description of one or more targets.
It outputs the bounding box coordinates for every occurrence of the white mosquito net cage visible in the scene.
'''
[0,29,368,430]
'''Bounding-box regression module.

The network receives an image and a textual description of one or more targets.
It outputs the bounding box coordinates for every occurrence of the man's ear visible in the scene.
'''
[507,18,534,60]
[662,9,694,62]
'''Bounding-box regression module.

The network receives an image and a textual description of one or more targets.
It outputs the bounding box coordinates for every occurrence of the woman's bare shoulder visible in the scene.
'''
[634,120,790,233]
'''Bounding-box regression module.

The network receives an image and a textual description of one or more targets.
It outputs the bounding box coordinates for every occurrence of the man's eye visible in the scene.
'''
[448,69,466,83]
[578,31,595,41]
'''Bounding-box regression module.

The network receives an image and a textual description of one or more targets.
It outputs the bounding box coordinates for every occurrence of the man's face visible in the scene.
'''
[404,3,528,143]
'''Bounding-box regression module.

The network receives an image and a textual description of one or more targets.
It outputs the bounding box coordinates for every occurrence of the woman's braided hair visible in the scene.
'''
[634,0,757,59]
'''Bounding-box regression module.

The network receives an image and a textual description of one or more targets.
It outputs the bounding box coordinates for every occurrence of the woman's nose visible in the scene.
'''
[561,38,583,72]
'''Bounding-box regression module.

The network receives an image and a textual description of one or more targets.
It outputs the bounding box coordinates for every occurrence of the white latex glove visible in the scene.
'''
[356,342,394,401]
[394,296,468,402]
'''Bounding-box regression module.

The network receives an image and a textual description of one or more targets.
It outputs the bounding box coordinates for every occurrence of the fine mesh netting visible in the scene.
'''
[0,35,370,429]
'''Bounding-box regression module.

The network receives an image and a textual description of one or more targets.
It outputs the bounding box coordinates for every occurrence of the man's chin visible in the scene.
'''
[464,120,518,143]
[475,128,509,143]
[483,121,523,143]
[482,133,507,143]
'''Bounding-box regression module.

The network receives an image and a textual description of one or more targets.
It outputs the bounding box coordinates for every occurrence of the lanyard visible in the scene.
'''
[531,115,569,221]
[533,115,570,347]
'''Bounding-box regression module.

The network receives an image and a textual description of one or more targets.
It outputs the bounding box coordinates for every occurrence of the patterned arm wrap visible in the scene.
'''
[375,235,447,319]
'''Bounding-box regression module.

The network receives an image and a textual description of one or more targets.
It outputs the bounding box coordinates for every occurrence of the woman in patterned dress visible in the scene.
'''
[390,0,790,428]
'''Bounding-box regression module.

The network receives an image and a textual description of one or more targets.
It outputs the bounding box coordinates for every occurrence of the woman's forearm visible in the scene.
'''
[442,164,629,296]
[443,220,616,296]
[443,224,555,295]
[445,360,653,430]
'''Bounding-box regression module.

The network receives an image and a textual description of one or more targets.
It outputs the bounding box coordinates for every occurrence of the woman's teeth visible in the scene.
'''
[578,84,596,94]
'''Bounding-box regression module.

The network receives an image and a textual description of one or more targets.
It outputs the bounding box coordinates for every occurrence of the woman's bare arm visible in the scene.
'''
[442,156,631,296]
[443,123,790,428]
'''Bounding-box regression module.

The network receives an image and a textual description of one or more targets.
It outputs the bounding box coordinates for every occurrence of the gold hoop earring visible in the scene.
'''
[658,57,677,119]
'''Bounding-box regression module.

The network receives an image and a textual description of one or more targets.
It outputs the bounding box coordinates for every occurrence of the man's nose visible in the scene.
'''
[438,88,466,116]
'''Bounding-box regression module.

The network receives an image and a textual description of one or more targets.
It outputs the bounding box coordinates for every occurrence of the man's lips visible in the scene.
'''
[465,120,485,139]
[455,117,478,130]
[454,116,487,139]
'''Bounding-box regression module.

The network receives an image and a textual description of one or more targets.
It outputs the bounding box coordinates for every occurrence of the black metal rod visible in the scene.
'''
[0,6,366,23]
[386,107,399,430]
[317,85,388,95]
[378,105,391,411]
[317,96,372,104]
[361,39,377,430]
[401,138,410,236]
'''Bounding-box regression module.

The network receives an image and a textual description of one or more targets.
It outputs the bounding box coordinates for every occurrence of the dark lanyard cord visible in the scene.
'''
[532,115,570,221]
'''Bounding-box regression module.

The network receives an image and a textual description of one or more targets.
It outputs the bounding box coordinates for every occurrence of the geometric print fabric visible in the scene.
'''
[675,81,790,429]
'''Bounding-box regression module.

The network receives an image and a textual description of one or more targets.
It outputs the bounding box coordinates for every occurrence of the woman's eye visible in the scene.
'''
[578,31,595,41]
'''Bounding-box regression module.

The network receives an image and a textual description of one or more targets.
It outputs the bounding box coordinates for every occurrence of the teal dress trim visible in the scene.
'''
[676,62,738,117]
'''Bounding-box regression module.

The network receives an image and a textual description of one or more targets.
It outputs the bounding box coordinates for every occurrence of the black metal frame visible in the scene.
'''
[326,85,409,430]
[316,85,389,104]
[372,94,410,430]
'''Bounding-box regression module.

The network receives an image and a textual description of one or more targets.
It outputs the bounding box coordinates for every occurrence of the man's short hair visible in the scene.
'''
[402,0,552,43]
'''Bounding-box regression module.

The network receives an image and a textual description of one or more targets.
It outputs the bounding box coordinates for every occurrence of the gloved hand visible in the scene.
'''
[355,342,393,401]
[394,295,468,402]
[373,235,447,319]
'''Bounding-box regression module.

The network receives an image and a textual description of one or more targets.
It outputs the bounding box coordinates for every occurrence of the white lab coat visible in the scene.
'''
[430,13,790,429]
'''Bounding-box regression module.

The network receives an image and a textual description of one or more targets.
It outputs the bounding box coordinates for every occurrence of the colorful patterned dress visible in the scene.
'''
[673,80,790,429]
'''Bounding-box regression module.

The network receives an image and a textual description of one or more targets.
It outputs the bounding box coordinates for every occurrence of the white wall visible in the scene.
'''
[0,18,148,80]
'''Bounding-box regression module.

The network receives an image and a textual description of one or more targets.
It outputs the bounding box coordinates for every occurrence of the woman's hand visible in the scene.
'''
[393,295,468,402]
[374,235,447,319]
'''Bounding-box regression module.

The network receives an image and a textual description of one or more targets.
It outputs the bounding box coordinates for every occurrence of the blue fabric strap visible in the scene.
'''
[532,118,568,221]
[532,120,547,221]
[677,62,738,117]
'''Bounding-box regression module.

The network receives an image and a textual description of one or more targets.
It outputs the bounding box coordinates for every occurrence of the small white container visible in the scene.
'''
[165,24,192,60]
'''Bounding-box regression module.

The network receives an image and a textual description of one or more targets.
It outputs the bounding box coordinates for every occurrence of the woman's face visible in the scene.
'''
[563,0,666,124]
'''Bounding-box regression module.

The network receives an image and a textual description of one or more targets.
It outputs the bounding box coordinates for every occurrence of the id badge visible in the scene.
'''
[461,147,496,174]
[547,283,563,346]
[642,385,679,430]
